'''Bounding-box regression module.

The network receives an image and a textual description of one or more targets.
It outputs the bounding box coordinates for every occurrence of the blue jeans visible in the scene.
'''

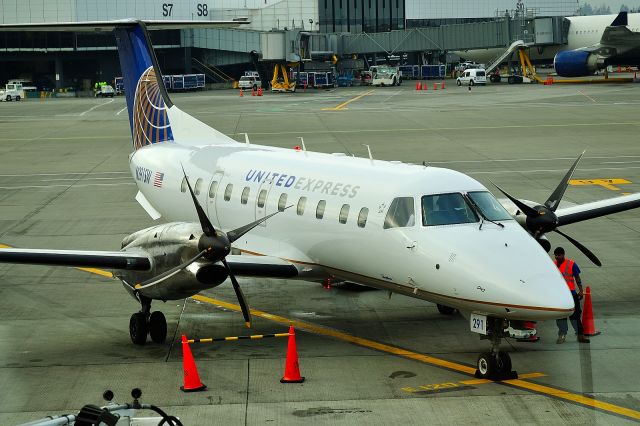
[556,292,583,335]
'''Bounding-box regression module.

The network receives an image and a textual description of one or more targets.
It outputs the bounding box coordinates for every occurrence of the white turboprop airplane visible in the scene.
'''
[1,20,640,380]
[458,12,640,77]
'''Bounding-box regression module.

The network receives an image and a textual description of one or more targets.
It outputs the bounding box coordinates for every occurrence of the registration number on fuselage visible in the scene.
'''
[470,313,487,335]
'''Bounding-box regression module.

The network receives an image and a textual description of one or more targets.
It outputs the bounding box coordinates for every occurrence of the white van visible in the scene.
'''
[456,68,487,86]
[238,75,261,90]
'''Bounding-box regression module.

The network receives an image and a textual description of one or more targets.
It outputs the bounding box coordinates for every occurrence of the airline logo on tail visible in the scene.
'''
[133,66,174,150]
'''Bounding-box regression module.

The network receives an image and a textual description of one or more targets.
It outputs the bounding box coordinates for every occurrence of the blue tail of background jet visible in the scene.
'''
[114,23,175,150]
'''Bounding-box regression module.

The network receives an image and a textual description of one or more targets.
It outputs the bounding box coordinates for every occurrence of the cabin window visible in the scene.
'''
[316,200,326,219]
[297,197,307,215]
[278,193,288,212]
[421,193,478,226]
[339,204,350,224]
[224,184,233,201]
[208,181,218,198]
[357,207,369,228]
[257,189,267,208]
[383,197,415,229]
[194,178,203,195]
[180,177,188,193]
[241,187,250,204]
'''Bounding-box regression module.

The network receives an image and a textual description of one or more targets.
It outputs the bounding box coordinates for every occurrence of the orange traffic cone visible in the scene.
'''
[441,81,445,89]
[281,326,304,383]
[423,82,427,90]
[415,82,420,91]
[258,87,263,96]
[433,82,438,90]
[251,88,256,96]
[581,286,601,336]
[239,88,243,97]
[180,335,207,392]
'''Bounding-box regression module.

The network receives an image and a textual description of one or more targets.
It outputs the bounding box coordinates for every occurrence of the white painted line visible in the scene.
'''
[0,183,135,190]
[79,98,114,116]
[468,166,640,175]
[40,177,131,182]
[431,155,640,164]
[116,106,128,115]
[0,172,129,177]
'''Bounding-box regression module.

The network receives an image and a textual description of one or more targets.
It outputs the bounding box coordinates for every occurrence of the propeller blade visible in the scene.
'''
[491,182,539,218]
[544,151,585,211]
[554,229,602,267]
[221,258,252,328]
[227,205,292,243]
[135,249,208,290]
[181,166,217,237]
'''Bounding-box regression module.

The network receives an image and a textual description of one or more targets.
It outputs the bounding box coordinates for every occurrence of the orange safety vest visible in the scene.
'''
[554,259,576,291]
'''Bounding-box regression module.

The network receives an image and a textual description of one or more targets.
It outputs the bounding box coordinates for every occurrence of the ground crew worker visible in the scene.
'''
[554,247,590,344]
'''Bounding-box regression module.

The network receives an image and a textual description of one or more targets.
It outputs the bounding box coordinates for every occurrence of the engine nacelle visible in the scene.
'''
[117,222,229,300]
[553,50,604,77]
[536,235,552,253]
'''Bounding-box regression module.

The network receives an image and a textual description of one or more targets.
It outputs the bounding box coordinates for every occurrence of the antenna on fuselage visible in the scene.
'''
[244,133,251,145]
[362,144,374,164]
[297,137,307,156]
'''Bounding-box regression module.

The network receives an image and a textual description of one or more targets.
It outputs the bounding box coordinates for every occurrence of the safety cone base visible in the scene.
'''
[180,383,207,392]
[281,376,305,383]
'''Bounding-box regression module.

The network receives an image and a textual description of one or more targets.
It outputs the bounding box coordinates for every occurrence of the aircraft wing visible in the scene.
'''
[224,254,299,278]
[0,247,299,278]
[0,247,151,271]
[556,193,640,227]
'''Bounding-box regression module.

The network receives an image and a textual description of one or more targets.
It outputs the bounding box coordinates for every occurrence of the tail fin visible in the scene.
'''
[610,11,628,27]
[114,23,174,150]
[114,22,238,150]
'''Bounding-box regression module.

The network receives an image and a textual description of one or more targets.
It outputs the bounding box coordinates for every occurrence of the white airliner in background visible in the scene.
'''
[1,20,640,380]
[458,12,640,77]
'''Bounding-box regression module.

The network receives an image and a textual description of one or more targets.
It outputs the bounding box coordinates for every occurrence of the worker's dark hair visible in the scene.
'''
[554,247,565,255]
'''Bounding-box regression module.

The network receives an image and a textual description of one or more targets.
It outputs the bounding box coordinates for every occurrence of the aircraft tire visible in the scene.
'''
[496,352,512,374]
[436,304,456,315]
[129,312,148,345]
[476,352,496,379]
[149,311,167,344]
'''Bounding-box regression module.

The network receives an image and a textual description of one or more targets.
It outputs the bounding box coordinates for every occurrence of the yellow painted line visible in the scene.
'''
[569,178,631,191]
[192,294,477,375]
[192,294,640,421]
[76,267,113,278]
[53,268,640,421]
[503,379,640,420]
[0,244,10,248]
[321,89,374,111]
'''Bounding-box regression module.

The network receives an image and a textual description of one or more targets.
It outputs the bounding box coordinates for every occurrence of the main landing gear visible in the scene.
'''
[475,317,517,380]
[129,296,167,345]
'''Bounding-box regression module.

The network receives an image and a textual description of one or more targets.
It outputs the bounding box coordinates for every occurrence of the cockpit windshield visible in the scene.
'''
[467,191,513,221]
[421,193,478,226]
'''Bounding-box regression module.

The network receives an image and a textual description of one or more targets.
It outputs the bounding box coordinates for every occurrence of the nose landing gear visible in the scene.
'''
[129,296,168,345]
[475,318,518,380]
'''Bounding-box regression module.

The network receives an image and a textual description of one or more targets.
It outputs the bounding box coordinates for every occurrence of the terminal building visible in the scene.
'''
[0,0,579,90]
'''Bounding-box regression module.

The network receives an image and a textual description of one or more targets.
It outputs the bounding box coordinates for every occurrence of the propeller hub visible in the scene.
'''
[526,205,559,235]
[198,233,231,260]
